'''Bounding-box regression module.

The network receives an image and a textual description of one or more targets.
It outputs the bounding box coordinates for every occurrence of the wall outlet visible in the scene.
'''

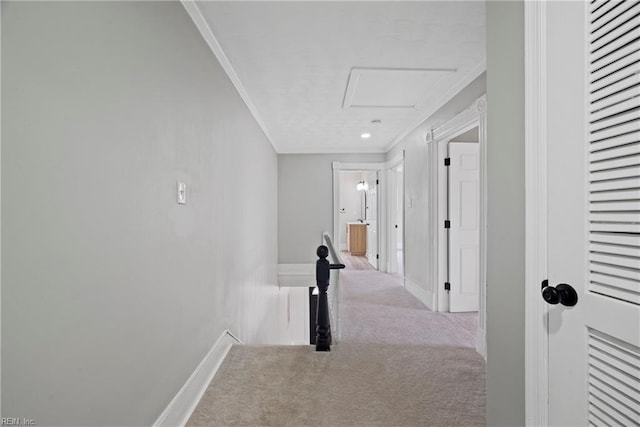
[177,182,187,205]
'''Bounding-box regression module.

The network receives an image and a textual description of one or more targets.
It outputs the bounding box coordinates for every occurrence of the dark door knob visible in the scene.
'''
[541,280,578,306]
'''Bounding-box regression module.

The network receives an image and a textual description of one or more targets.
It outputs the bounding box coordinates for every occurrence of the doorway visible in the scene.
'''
[447,129,480,312]
[428,95,487,357]
[338,170,378,270]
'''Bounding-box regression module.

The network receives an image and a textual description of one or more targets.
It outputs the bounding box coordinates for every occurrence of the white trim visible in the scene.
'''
[405,277,436,311]
[332,155,406,274]
[0,1,3,416]
[524,1,549,425]
[477,95,488,359]
[332,153,405,172]
[153,330,241,427]
[428,95,487,356]
[385,60,486,153]
[385,154,405,274]
[476,327,486,360]
[278,146,387,154]
[385,151,405,170]
[180,1,278,152]
[332,161,386,172]
[432,95,486,142]
[436,139,449,312]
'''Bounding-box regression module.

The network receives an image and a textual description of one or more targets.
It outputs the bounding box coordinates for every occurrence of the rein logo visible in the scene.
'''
[1,418,36,426]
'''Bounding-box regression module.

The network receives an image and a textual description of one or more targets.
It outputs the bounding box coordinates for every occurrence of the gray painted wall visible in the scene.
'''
[278,153,385,264]
[2,2,279,425]
[486,1,525,425]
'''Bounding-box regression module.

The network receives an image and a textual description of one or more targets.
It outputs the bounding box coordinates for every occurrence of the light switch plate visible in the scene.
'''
[177,182,187,205]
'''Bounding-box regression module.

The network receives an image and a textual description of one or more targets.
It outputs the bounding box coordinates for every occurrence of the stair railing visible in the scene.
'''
[315,233,345,351]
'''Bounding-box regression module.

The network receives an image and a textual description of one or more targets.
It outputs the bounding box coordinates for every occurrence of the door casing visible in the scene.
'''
[332,152,405,274]
[430,95,487,357]
[524,2,550,424]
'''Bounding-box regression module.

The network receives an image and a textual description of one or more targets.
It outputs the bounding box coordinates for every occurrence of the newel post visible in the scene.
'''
[315,245,331,351]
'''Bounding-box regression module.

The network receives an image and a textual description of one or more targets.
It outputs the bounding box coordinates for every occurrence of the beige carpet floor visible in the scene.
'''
[340,251,375,271]
[188,270,485,426]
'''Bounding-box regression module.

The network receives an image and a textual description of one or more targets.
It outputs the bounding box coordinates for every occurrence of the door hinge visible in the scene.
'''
[376,179,379,185]
[444,220,451,229]
[444,282,451,291]
[444,157,451,166]
[376,254,379,260]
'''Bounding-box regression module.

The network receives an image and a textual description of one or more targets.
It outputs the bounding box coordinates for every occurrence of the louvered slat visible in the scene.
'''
[591,97,639,124]
[591,242,640,257]
[590,262,640,281]
[591,200,640,211]
[591,1,640,41]
[590,151,639,170]
[590,165,640,181]
[591,0,624,26]
[590,232,640,246]
[590,43,640,86]
[589,72,640,105]
[590,252,640,269]
[590,223,640,233]
[590,188,640,201]
[591,20,640,65]
[591,274,640,296]
[587,329,640,425]
[590,121,640,144]
[591,11,640,56]
[590,283,640,304]
[589,135,640,155]
[590,176,640,192]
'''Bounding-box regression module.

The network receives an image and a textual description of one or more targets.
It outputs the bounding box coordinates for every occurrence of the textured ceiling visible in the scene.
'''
[195,1,486,153]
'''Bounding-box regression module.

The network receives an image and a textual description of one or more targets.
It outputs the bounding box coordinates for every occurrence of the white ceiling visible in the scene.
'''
[192,1,486,153]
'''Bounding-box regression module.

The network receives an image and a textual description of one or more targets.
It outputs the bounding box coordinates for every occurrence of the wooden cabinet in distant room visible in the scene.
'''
[347,223,367,255]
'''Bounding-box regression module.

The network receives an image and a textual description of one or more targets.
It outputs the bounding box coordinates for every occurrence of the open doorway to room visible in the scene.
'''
[429,96,487,356]
[338,170,378,271]
[447,127,480,313]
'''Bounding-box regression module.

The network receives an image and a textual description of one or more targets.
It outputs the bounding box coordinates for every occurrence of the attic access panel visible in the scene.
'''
[342,67,456,109]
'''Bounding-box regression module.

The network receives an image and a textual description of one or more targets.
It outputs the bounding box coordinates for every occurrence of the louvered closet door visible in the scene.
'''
[546,1,640,425]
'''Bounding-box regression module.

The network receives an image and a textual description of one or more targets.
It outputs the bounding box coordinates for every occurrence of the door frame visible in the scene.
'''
[524,1,549,425]
[387,160,405,275]
[333,153,404,274]
[429,94,487,357]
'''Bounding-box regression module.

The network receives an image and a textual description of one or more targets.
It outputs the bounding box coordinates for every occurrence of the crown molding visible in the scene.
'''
[180,1,278,152]
[277,146,387,155]
[384,59,486,153]
[431,94,486,143]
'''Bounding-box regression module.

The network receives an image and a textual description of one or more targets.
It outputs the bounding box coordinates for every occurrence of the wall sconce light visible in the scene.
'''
[356,180,366,191]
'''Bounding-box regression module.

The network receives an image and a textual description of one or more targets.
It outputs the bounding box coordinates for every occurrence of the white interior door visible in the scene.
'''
[366,171,378,269]
[389,167,399,274]
[388,165,404,275]
[448,142,480,312]
[547,2,640,425]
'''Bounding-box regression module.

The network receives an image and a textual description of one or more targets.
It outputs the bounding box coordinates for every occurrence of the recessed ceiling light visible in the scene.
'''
[361,133,371,139]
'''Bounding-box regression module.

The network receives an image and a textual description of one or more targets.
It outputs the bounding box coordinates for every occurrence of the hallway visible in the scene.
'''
[187,270,485,426]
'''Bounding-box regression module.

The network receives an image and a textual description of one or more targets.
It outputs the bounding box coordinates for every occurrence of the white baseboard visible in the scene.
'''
[476,327,487,360]
[405,278,436,311]
[154,330,241,427]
